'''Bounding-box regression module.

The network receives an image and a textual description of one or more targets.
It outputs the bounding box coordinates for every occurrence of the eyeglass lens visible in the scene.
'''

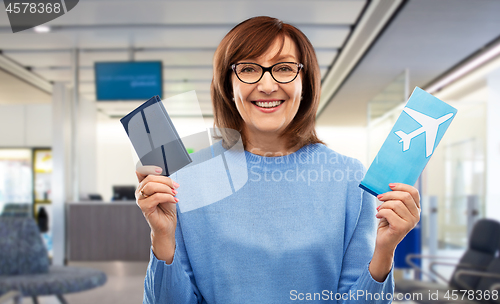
[234,63,300,83]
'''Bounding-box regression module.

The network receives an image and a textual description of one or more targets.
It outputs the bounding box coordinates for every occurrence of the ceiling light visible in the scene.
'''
[34,25,51,33]
[426,42,500,94]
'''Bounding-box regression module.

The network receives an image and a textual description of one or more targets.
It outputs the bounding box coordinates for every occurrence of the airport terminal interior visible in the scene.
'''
[1,0,500,303]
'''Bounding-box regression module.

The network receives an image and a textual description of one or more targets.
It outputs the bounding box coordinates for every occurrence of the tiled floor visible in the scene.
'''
[18,261,149,304]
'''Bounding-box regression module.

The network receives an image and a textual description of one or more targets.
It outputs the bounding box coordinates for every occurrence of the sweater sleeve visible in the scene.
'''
[337,186,395,304]
[143,207,203,304]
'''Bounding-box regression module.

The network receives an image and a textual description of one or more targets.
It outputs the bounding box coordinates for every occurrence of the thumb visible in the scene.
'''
[136,165,163,182]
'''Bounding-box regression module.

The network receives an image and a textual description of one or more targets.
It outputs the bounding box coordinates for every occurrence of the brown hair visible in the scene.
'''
[211,16,324,150]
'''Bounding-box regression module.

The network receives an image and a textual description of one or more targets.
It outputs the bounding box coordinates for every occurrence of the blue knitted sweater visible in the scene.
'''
[144,143,394,303]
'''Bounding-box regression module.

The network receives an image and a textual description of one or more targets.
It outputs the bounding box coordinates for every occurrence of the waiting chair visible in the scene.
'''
[448,257,500,304]
[0,291,20,304]
[406,257,500,304]
[0,217,107,304]
[395,218,500,294]
[1,204,31,218]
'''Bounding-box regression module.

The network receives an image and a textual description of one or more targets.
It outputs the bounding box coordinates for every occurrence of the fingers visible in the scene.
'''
[135,173,180,212]
[378,217,389,229]
[376,209,410,235]
[378,185,420,217]
[378,193,420,219]
[376,184,421,232]
[377,199,414,221]
[137,174,179,195]
[137,192,178,215]
[140,181,176,198]
[136,166,163,183]
[389,183,420,208]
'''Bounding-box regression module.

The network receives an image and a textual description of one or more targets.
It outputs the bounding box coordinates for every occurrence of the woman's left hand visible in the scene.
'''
[375,183,421,252]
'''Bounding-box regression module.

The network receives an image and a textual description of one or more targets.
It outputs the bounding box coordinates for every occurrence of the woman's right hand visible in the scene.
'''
[135,165,179,263]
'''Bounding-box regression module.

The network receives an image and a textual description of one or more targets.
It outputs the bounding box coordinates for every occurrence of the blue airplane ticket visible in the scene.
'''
[359,87,458,196]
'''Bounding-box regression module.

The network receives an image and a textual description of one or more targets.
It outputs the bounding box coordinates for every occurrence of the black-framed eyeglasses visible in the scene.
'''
[231,62,303,84]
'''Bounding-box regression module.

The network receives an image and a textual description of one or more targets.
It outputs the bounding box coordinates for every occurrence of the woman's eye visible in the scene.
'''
[240,66,257,73]
[276,65,294,72]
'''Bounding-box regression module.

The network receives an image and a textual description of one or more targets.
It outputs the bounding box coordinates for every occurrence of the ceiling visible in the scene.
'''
[0,68,51,104]
[0,0,366,118]
[317,0,500,126]
[1,0,500,125]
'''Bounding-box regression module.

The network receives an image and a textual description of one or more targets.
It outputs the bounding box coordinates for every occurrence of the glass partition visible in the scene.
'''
[367,70,409,164]
[366,70,487,253]
[424,101,486,249]
[0,149,33,217]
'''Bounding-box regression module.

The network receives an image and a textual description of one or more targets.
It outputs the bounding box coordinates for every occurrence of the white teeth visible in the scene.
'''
[255,101,283,108]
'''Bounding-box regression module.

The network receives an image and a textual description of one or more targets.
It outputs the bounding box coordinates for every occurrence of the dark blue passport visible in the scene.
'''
[120,95,192,176]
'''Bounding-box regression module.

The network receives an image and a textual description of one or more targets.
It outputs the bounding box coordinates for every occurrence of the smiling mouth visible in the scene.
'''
[251,100,284,108]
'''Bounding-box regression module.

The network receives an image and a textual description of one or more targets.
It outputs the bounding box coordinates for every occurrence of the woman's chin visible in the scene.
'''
[251,125,286,135]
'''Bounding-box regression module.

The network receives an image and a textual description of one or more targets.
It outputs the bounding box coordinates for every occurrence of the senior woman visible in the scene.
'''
[136,16,420,303]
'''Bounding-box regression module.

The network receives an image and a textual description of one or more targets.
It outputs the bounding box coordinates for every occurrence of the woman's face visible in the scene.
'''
[232,36,302,138]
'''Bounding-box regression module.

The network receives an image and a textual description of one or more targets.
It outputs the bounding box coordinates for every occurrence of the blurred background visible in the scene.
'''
[1,0,500,303]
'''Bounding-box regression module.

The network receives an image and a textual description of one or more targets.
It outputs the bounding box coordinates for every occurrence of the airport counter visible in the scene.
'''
[67,201,151,261]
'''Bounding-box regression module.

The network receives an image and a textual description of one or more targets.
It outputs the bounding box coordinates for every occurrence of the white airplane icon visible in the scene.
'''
[395,107,454,157]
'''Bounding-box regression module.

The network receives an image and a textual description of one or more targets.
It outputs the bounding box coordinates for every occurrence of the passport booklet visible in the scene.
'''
[359,87,457,196]
[120,95,192,177]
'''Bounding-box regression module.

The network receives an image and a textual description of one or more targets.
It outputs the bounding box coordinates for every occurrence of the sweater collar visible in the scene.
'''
[244,144,322,168]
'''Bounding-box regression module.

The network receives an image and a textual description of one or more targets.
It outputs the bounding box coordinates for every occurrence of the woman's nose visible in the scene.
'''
[257,71,278,94]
